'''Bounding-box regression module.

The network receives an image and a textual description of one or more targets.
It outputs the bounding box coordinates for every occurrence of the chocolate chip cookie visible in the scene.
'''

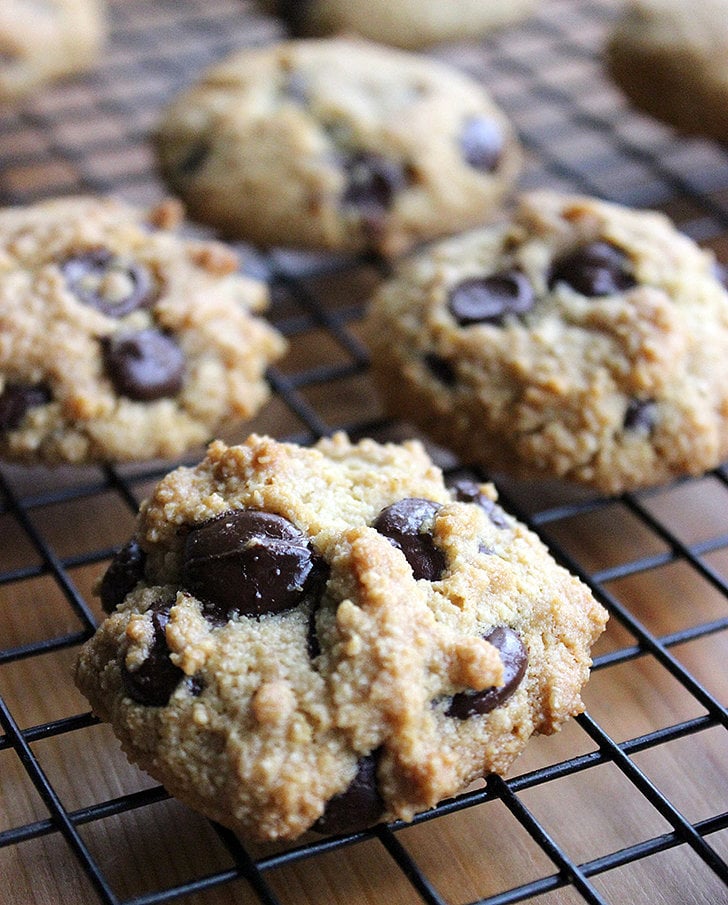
[261,0,538,49]
[365,191,728,495]
[0,0,106,102]
[0,196,286,464]
[74,432,607,842]
[605,0,728,143]
[155,37,522,258]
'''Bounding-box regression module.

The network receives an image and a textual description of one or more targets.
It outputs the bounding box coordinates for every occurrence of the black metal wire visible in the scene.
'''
[1,1,728,904]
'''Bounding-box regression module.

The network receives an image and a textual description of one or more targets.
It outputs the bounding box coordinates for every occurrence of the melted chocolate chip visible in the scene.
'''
[0,383,51,431]
[548,242,636,297]
[373,498,446,581]
[313,753,384,835]
[121,604,185,707]
[624,398,657,434]
[99,538,147,614]
[446,626,527,719]
[448,270,535,326]
[103,329,185,401]
[342,153,407,222]
[62,250,156,317]
[274,0,312,34]
[424,353,457,386]
[449,478,508,529]
[182,509,326,624]
[460,117,504,172]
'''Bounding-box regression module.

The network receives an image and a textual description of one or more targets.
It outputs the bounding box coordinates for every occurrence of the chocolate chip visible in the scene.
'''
[0,383,51,431]
[273,0,311,34]
[121,603,185,707]
[178,141,211,177]
[623,398,657,434]
[99,538,147,614]
[182,509,327,624]
[460,117,504,172]
[313,753,384,835]
[448,270,535,326]
[373,498,446,581]
[449,478,508,529]
[424,353,457,386]
[446,626,527,719]
[548,242,636,297]
[102,329,185,401]
[342,152,408,221]
[61,250,156,317]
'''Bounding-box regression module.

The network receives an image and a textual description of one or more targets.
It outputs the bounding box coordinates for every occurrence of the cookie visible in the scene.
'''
[261,0,538,50]
[605,0,728,143]
[0,0,106,102]
[365,190,728,495]
[0,196,287,464]
[74,432,607,842]
[155,37,522,258]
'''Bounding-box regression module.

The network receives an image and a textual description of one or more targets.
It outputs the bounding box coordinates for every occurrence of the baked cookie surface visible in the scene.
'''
[0,196,286,464]
[262,0,538,49]
[0,0,106,101]
[155,37,522,258]
[365,191,728,494]
[605,0,728,143]
[74,432,607,842]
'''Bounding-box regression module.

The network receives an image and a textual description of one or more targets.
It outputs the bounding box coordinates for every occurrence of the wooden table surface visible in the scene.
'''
[1,2,727,904]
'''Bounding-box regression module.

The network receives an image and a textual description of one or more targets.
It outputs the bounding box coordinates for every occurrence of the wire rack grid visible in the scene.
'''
[0,1,727,904]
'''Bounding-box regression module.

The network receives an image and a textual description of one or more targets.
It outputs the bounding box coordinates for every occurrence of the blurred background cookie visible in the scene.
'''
[261,0,539,49]
[155,37,522,258]
[605,0,728,143]
[0,0,106,102]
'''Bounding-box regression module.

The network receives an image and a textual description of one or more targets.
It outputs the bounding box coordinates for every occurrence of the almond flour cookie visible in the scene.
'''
[155,38,522,258]
[605,0,728,143]
[261,0,539,50]
[74,433,607,842]
[0,0,106,102]
[0,196,286,464]
[365,191,728,495]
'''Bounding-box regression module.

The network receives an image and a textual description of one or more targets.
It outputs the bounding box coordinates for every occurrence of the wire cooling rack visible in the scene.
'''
[1,1,727,904]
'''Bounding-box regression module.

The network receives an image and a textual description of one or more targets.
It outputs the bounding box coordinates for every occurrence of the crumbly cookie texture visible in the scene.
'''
[261,0,538,49]
[75,432,607,842]
[0,196,286,464]
[155,37,522,258]
[365,191,728,495]
[605,0,728,143]
[0,0,106,102]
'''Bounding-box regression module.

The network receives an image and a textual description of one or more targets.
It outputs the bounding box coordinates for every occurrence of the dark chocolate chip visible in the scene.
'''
[178,141,211,177]
[61,250,156,317]
[186,674,205,697]
[448,270,535,326]
[182,509,327,624]
[102,329,185,401]
[121,603,185,707]
[623,398,657,434]
[99,538,147,614]
[449,478,509,529]
[342,152,407,218]
[548,241,636,297]
[273,0,312,34]
[373,498,446,581]
[424,353,457,386]
[460,117,504,172]
[313,753,384,835]
[0,383,51,431]
[446,626,527,719]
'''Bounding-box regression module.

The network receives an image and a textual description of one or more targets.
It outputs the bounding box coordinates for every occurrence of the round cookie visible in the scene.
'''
[155,37,522,258]
[365,191,728,495]
[0,0,106,102]
[605,0,728,143]
[261,0,539,50]
[0,196,287,464]
[74,432,606,842]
